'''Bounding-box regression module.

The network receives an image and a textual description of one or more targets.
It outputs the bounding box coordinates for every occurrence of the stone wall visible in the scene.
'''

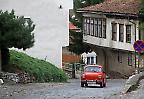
[0,72,35,84]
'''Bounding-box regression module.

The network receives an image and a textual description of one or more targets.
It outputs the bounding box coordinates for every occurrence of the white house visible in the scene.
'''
[77,0,144,76]
[81,51,97,65]
[0,0,73,67]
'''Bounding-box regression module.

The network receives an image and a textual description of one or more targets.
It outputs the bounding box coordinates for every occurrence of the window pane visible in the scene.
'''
[83,18,87,34]
[94,19,98,37]
[128,52,132,66]
[85,66,102,72]
[118,51,122,63]
[91,57,94,64]
[98,19,102,38]
[119,24,124,42]
[112,23,117,41]
[87,57,90,65]
[90,18,94,36]
[126,25,131,43]
[86,18,90,35]
[103,19,106,38]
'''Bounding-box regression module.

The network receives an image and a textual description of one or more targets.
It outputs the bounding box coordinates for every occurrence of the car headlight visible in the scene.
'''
[82,74,85,78]
[98,75,102,78]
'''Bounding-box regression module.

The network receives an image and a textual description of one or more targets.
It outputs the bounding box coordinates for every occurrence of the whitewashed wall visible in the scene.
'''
[0,0,73,67]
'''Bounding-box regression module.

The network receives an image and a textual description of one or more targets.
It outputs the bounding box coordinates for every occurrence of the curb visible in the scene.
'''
[122,71,144,93]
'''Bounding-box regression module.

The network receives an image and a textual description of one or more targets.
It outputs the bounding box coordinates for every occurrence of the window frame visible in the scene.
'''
[126,25,131,43]
[112,23,117,41]
[118,51,122,63]
[119,24,124,42]
[94,18,98,37]
[90,18,94,36]
[128,52,133,66]
[83,17,106,39]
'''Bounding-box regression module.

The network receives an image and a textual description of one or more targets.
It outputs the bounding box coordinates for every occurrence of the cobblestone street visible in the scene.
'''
[0,79,126,99]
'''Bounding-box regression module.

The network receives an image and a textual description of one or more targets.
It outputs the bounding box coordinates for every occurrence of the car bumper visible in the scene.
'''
[81,80,103,84]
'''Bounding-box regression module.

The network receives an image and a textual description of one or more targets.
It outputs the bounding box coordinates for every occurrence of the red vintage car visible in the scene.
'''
[81,65,106,88]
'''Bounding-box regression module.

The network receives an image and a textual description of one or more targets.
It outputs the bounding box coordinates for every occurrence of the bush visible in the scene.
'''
[9,50,68,82]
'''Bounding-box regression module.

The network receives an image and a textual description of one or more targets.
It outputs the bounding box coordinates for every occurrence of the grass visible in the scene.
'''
[9,50,68,82]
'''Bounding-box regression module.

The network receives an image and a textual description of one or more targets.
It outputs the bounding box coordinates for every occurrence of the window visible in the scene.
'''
[128,52,132,66]
[118,51,122,63]
[83,18,87,35]
[83,18,90,35]
[83,17,106,39]
[126,25,131,43]
[91,57,94,64]
[90,18,94,36]
[87,57,90,65]
[103,19,106,38]
[86,18,90,35]
[112,23,117,41]
[85,66,102,72]
[119,24,124,42]
[98,19,102,38]
[94,19,98,37]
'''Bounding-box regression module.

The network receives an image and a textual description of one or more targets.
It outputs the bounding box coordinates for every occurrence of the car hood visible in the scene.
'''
[84,72,103,80]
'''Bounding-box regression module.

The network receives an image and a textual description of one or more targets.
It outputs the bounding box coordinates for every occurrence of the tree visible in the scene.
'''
[0,10,35,70]
[69,30,91,55]
[69,0,104,55]
[140,0,144,31]
[73,0,104,10]
[85,0,104,6]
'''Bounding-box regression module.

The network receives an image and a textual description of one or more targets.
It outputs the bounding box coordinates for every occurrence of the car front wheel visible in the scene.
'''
[100,82,103,88]
[103,79,106,87]
[81,82,84,87]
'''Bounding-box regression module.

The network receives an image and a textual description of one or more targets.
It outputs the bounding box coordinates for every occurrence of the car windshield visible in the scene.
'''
[85,66,102,72]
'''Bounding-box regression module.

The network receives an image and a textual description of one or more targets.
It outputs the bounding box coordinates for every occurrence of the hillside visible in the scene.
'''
[9,50,67,82]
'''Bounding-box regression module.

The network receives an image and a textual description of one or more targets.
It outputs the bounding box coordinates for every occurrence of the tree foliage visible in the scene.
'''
[69,0,104,55]
[0,10,35,69]
[140,0,144,31]
[74,0,104,10]
[69,30,91,55]
[0,10,35,50]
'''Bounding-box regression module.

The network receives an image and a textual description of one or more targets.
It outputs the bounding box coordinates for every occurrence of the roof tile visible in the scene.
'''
[79,0,141,15]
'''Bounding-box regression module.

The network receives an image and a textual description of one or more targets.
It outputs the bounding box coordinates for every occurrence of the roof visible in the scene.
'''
[69,22,81,32]
[69,22,78,30]
[78,0,141,16]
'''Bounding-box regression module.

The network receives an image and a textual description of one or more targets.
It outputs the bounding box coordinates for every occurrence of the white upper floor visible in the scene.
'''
[82,13,139,51]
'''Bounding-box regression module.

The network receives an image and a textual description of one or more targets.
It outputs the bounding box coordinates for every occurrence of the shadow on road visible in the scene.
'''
[83,85,106,88]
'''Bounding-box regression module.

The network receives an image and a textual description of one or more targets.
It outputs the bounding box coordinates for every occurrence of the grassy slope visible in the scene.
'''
[9,50,67,82]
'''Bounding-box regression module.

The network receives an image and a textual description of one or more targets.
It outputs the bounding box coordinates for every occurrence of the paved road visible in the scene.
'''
[6,79,126,99]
